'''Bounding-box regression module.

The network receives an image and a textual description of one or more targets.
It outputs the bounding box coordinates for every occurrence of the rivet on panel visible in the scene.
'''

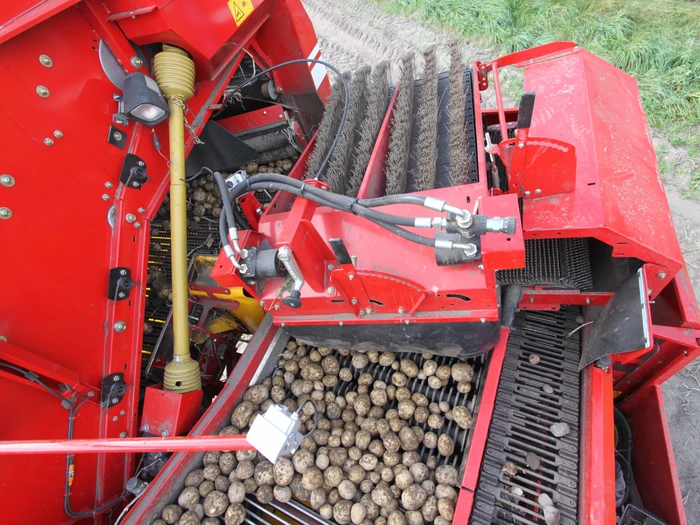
[53,130,64,139]
[0,207,12,220]
[44,138,54,146]
[125,213,136,223]
[36,85,50,98]
[0,175,15,187]
[39,54,53,67]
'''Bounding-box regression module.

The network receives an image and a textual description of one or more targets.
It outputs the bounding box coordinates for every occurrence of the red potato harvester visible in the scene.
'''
[0,0,698,524]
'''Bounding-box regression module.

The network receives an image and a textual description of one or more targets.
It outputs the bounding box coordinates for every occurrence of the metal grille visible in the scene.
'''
[497,238,593,291]
[471,308,581,525]
[243,496,332,525]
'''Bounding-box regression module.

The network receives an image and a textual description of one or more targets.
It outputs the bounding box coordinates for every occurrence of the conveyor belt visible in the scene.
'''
[471,308,581,525]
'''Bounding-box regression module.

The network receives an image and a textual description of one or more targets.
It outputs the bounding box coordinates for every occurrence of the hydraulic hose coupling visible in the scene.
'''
[154,45,201,393]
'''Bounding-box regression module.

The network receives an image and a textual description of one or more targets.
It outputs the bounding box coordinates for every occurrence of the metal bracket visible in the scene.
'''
[119,153,148,189]
[108,267,134,301]
[101,373,126,408]
[107,125,127,150]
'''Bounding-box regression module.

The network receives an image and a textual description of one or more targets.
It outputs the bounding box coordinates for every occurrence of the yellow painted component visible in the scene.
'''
[192,315,239,345]
[154,45,201,394]
[190,256,264,333]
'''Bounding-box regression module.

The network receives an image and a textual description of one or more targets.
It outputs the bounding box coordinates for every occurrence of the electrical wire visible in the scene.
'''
[185,166,213,182]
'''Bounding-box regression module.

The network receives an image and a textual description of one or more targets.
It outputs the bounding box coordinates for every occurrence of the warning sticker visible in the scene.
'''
[228,0,254,26]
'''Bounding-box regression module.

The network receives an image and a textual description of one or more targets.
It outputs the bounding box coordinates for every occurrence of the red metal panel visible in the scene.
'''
[141,386,203,438]
[0,0,80,44]
[579,365,616,525]
[621,385,687,525]
[454,328,510,523]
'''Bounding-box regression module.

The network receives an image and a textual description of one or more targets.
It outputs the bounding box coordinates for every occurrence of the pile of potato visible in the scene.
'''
[151,341,475,525]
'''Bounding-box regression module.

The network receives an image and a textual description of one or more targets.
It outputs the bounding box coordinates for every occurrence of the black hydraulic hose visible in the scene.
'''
[213,171,236,236]
[364,217,437,248]
[357,194,427,207]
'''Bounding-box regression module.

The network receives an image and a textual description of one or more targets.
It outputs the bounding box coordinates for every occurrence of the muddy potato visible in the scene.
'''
[227,480,245,504]
[422,359,437,376]
[292,449,315,474]
[202,490,228,517]
[369,470,382,483]
[323,374,339,388]
[234,459,253,480]
[435,484,458,501]
[360,478,375,494]
[230,401,255,428]
[284,359,299,375]
[179,512,201,525]
[243,477,258,494]
[354,394,371,417]
[327,487,341,505]
[451,362,474,383]
[215,475,230,492]
[348,463,366,484]
[399,359,419,378]
[421,495,439,522]
[398,426,420,451]
[435,465,459,487]
[309,348,322,362]
[343,457,358,474]
[360,417,379,436]
[254,461,274,486]
[219,452,237,476]
[423,432,438,449]
[377,419,391,436]
[321,356,340,375]
[283,372,296,385]
[338,479,357,500]
[395,469,413,490]
[397,400,416,420]
[437,497,455,520]
[457,381,472,394]
[348,446,363,461]
[382,432,401,453]
[223,503,246,525]
[162,504,184,524]
[339,368,353,382]
[410,463,429,484]
[371,483,394,506]
[311,428,330,446]
[389,417,406,433]
[185,469,205,487]
[329,447,348,467]
[402,451,421,467]
[342,408,357,423]
[203,464,221,482]
[438,401,450,413]
[370,388,388,407]
[427,376,442,389]
[452,405,474,430]
[309,487,326,509]
[379,352,396,367]
[395,388,411,402]
[368,439,385,457]
[319,503,334,520]
[402,484,428,511]
[290,473,310,500]
[435,365,451,381]
[203,451,222,466]
[391,372,408,387]
[359,453,378,471]
[352,354,369,369]
[347,428,369,451]
[406,510,424,525]
[411,392,429,407]
[322,465,343,488]
[427,414,444,430]
[421,479,435,496]
[437,434,455,457]
[244,384,269,404]
[351,502,367,525]
[386,385,397,400]
[269,385,286,404]
[316,453,330,470]
[388,510,407,525]
[301,363,324,382]
[202,519,219,525]
[301,467,323,491]
[411,406,428,424]
[326,402,342,420]
[334,500,353,525]
[178,486,200,510]
[199,480,215,497]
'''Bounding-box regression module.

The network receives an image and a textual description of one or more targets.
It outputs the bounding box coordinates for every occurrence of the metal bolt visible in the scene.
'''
[114,320,127,332]
[348,274,354,280]
[125,213,136,223]
[365,308,372,315]
[0,207,12,220]
[351,299,358,305]
[240,264,249,274]
[161,430,169,437]
[326,287,335,294]
[586,298,591,305]
[118,292,125,298]
[657,272,667,279]
[534,189,541,194]
[263,111,267,115]
[398,307,405,314]
[274,304,280,311]
[529,297,534,303]
[524,191,531,196]
[0,175,15,187]
[87,391,95,398]
[44,138,54,146]
[36,85,50,98]
[105,181,113,188]
[278,114,284,119]
[517,143,525,149]
[478,264,484,270]
[131,56,144,68]
[102,194,110,201]
[113,416,119,422]
[113,375,120,381]
[141,424,149,432]
[259,300,265,307]
[132,181,139,188]
[54,130,63,139]
[113,131,123,141]
[120,410,126,416]
[327,264,334,271]
[138,161,145,167]
[119,269,127,276]
[39,54,53,67]
[138,207,145,214]
[359,310,365,316]
[256,207,263,215]
[112,397,118,404]
[120,432,128,438]
[134,222,142,229]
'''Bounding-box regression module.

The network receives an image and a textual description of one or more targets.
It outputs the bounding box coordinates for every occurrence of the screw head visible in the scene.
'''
[0,207,12,219]
[351,299,358,305]
[404,320,410,325]
[398,307,405,314]
[114,320,127,332]
[120,432,128,438]
[102,194,110,201]
[359,309,365,316]
[256,207,263,215]
[141,424,149,432]
[0,175,15,187]
[524,190,531,196]
[365,308,372,315]
[138,161,145,167]
[36,85,50,98]
[125,213,136,223]
[39,54,53,67]
[161,430,169,437]
[113,375,120,382]
[339,321,344,326]
[348,274,355,280]
[326,287,335,294]
[105,181,113,188]
[132,181,139,187]
[586,298,591,305]
[131,56,144,68]
[137,207,145,214]
[534,188,542,194]
[113,131,123,141]
[657,272,667,279]
[44,138,54,146]
[118,292,126,298]
[134,222,142,229]
[120,269,127,276]
[327,264,334,271]
[274,304,280,311]
[53,130,63,139]
[517,143,525,149]
[120,410,126,416]
[87,391,95,398]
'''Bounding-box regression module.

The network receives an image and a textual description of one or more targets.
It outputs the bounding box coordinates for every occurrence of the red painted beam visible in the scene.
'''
[0,435,253,455]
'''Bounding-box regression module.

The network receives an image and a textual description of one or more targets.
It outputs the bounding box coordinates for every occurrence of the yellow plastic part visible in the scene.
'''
[154,45,201,393]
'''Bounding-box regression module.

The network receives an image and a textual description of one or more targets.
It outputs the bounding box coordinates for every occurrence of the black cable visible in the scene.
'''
[213,171,236,237]
[185,166,213,182]
[0,362,66,403]
[223,58,349,180]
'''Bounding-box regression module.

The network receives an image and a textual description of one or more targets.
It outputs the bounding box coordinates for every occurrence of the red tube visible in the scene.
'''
[0,434,253,455]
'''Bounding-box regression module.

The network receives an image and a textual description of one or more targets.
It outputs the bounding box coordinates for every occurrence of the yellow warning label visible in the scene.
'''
[228,0,254,26]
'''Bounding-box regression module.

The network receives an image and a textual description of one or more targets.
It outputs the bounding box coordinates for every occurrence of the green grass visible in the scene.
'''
[377,0,700,138]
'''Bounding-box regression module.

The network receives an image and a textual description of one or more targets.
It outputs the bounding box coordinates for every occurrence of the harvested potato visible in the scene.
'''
[203,491,228,517]
[292,449,315,474]
[310,487,327,509]
[185,469,204,487]
[398,426,420,451]
[438,401,450,413]
[230,401,255,428]
[397,400,416,420]
[316,453,330,470]
[421,479,435,496]
[351,502,367,525]
[379,353,396,366]
[437,498,455,520]
[427,414,444,430]
[389,418,406,433]
[382,433,401,453]
[254,461,274,486]
[301,467,323,490]
[162,504,183,524]
[435,484,458,501]
[339,368,353,382]
[329,447,348,467]
[402,451,420,467]
[370,389,388,407]
[203,451,222,466]
[395,387,411,402]
[435,365,451,381]
[322,356,340,375]
[368,439,385,457]
[178,487,200,510]
[348,463,366,484]
[215,475,230,493]
[235,460,254,480]
[274,485,292,503]
[437,434,455,456]
[328,488,341,505]
[244,384,269,404]
[405,510,424,525]
[421,496,439,522]
[399,359,419,378]
[371,483,394,506]
[338,479,357,500]
[354,394,371,417]
[324,465,344,488]
[359,454,379,471]
[386,385,397,400]
[395,469,413,490]
[423,360,437,376]
[427,376,442,389]
[333,500,353,525]
[223,503,246,525]
[410,463,430,484]
[391,372,407,387]
[290,473,310,500]
[402,484,428,511]
[320,504,334,520]
[451,362,474,383]
[242,477,257,494]
[384,451,400,468]
[435,465,459,487]
[219,453,237,475]
[411,393,429,407]
[227,481,245,504]
[360,479,375,494]
[199,480,215,497]
[360,417,379,436]
[387,510,407,525]
[352,354,369,369]
[377,419,391,436]
[179,511,200,525]
[457,381,472,394]
[423,432,438,449]
[452,405,473,430]
[301,363,324,381]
